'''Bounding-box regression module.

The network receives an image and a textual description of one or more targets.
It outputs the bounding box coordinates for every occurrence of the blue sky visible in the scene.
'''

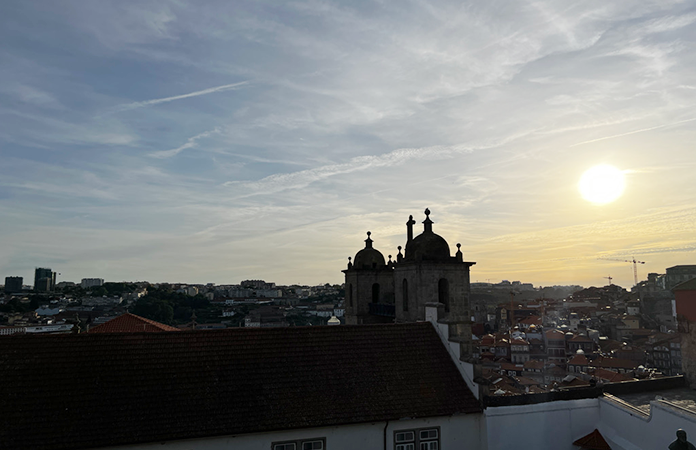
[2,0,696,287]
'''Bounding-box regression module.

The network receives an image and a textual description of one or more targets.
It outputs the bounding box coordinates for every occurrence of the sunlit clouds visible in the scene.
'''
[1,1,696,288]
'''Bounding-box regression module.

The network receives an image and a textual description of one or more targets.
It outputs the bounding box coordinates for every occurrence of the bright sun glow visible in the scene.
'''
[578,165,625,205]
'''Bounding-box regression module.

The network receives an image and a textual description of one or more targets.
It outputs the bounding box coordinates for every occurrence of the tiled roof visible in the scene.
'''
[546,329,565,338]
[500,362,524,372]
[569,334,592,342]
[568,354,589,366]
[0,322,480,450]
[524,360,544,370]
[87,313,180,333]
[518,316,542,325]
[593,356,635,370]
[572,428,611,450]
[591,368,634,383]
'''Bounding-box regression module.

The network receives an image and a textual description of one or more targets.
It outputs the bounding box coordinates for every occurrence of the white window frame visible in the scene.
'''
[272,438,325,450]
[394,427,440,450]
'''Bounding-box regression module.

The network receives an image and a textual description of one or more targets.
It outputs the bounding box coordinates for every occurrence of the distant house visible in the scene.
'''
[87,313,180,333]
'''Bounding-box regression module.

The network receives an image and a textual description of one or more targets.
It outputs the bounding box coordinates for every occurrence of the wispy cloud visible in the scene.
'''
[149,128,220,159]
[111,81,249,113]
[569,117,696,147]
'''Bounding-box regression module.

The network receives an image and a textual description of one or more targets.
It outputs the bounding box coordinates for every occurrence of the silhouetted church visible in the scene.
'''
[343,209,476,352]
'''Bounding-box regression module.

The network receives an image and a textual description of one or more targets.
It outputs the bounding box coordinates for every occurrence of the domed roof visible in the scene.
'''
[405,209,451,262]
[353,231,386,269]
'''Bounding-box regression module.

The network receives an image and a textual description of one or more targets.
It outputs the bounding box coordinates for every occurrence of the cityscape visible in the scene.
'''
[3,1,696,450]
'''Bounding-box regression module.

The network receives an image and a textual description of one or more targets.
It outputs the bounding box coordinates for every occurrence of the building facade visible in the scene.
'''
[4,276,23,293]
[34,267,56,292]
[343,209,476,355]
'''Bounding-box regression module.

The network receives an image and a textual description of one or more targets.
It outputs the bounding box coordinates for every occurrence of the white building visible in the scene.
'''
[81,278,104,289]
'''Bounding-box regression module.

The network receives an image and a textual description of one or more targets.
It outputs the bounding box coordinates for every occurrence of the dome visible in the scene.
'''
[327,316,340,326]
[405,209,451,261]
[353,231,386,269]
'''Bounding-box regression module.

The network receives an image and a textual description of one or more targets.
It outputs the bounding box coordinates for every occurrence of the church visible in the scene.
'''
[344,208,476,356]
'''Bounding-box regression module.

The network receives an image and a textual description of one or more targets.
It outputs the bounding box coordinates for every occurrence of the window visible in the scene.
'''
[348,284,353,308]
[438,279,449,312]
[372,283,380,303]
[395,428,439,450]
[272,438,325,450]
[402,279,409,312]
[273,444,296,450]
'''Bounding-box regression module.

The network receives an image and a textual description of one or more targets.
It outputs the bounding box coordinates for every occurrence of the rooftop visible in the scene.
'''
[0,322,480,450]
[86,312,180,333]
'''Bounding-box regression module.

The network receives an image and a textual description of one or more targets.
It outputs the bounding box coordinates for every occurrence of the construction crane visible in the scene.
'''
[598,257,646,286]
[603,275,613,285]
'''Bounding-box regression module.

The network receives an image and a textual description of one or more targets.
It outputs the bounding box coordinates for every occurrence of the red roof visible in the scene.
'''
[519,316,542,326]
[524,360,544,370]
[568,354,589,366]
[500,362,524,372]
[570,334,592,342]
[87,313,180,333]
[593,356,635,370]
[573,429,611,450]
[592,368,634,383]
[546,329,565,338]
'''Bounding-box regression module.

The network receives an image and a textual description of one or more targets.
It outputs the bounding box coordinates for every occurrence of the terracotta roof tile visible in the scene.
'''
[0,322,480,450]
[87,313,180,333]
[573,429,611,450]
[568,354,589,366]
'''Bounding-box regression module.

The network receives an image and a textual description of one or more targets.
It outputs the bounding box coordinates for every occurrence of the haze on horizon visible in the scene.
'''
[1,1,695,289]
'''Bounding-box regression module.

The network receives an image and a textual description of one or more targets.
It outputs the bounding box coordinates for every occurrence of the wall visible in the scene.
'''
[484,399,599,450]
[599,396,696,450]
[103,415,484,450]
[426,304,480,399]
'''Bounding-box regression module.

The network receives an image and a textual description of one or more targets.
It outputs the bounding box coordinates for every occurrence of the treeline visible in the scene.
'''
[130,286,210,325]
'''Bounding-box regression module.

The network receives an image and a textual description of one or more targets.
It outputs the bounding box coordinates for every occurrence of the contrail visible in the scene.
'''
[569,117,696,147]
[112,81,249,113]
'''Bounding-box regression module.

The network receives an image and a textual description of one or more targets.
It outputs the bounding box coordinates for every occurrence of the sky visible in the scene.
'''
[1,1,696,288]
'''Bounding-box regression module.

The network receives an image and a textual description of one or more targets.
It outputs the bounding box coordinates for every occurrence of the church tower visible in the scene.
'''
[343,232,395,325]
[343,209,476,353]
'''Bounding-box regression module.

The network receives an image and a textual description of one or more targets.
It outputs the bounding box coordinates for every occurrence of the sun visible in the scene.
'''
[578,165,625,205]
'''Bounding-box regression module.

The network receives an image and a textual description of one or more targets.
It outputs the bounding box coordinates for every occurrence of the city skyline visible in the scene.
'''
[2,1,696,287]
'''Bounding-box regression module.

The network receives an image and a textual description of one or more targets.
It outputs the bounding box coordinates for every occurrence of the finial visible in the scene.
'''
[388,255,392,262]
[397,245,402,253]
[457,243,461,249]
[409,215,413,220]
[364,231,373,248]
[347,256,353,269]
[348,256,352,261]
[422,208,433,231]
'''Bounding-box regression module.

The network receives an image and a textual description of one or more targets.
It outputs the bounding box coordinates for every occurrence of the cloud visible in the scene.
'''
[111,81,249,113]
[569,117,696,148]
[149,128,220,159]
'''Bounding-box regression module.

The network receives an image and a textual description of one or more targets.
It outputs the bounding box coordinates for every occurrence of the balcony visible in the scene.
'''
[369,303,395,317]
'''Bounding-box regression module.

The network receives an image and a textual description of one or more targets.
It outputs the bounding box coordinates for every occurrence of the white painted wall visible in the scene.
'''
[102,415,484,450]
[599,396,696,450]
[484,399,599,450]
